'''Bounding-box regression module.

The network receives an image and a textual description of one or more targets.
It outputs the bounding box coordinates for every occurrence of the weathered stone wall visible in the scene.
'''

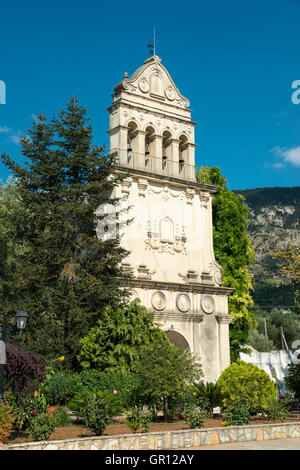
[6,422,300,450]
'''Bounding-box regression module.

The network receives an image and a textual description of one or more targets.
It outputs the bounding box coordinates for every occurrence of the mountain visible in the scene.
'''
[232,187,300,311]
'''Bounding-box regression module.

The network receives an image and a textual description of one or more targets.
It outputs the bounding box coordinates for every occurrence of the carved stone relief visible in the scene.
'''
[138,78,150,93]
[145,217,187,255]
[176,293,191,313]
[152,291,167,311]
[201,295,215,314]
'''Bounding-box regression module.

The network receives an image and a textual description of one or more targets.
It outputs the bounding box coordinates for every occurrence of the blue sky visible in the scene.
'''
[0,0,300,190]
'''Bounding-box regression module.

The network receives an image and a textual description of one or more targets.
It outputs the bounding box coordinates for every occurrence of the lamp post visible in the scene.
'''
[0,310,29,403]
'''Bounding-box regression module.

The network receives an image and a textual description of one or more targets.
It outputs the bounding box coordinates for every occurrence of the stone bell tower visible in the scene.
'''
[106,55,234,382]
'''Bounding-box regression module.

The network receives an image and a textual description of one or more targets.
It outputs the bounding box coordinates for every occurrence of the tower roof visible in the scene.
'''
[113,55,190,109]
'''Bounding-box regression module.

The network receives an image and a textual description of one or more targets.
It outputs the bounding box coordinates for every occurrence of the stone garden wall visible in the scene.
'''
[6,422,300,450]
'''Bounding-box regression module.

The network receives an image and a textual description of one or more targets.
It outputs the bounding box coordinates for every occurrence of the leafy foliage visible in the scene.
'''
[0,98,130,367]
[78,369,140,409]
[0,403,15,442]
[182,404,208,429]
[223,402,250,426]
[5,342,45,398]
[45,371,81,405]
[261,396,291,421]
[29,411,56,441]
[271,242,300,311]
[78,300,167,371]
[253,308,300,350]
[192,382,222,417]
[69,389,123,435]
[248,329,276,352]
[284,363,300,399]
[217,360,277,414]
[132,337,202,419]
[196,166,255,360]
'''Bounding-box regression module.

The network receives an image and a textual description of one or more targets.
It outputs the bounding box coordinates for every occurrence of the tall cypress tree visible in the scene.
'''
[1,98,130,367]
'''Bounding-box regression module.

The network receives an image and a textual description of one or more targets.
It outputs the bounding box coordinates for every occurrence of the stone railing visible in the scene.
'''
[112,150,198,182]
[5,422,300,451]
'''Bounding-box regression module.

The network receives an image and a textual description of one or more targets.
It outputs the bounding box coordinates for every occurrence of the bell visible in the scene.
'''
[145,143,150,155]
[127,141,132,152]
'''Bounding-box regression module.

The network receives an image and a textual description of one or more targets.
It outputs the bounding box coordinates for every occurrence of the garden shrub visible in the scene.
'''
[124,406,152,433]
[29,412,56,441]
[192,382,222,417]
[0,403,15,442]
[132,337,202,420]
[5,342,45,399]
[68,390,123,436]
[78,369,141,409]
[182,404,208,429]
[261,395,291,421]
[51,407,72,427]
[284,363,300,400]
[45,371,81,405]
[223,402,250,426]
[217,360,276,414]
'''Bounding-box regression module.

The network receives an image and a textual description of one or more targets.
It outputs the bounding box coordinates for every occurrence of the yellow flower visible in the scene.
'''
[34,391,39,397]
[58,356,65,362]
[193,392,197,396]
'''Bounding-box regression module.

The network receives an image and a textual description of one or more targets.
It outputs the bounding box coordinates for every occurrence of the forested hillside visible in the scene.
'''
[233,187,300,311]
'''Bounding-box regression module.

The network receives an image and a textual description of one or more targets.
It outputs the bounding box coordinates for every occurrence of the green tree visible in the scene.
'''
[196,167,255,360]
[133,337,202,420]
[0,180,31,331]
[255,308,300,350]
[78,300,167,371]
[1,98,130,367]
[271,242,300,312]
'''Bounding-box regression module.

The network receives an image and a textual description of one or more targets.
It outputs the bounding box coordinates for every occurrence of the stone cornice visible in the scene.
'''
[113,166,220,193]
[125,278,235,296]
[155,312,204,323]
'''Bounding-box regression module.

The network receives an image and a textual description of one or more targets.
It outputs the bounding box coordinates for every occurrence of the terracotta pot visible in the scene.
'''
[47,405,59,415]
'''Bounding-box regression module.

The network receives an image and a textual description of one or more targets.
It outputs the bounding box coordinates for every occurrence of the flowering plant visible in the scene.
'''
[182,404,208,429]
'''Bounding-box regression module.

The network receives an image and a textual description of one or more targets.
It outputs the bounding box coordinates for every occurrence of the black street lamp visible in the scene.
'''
[0,310,29,403]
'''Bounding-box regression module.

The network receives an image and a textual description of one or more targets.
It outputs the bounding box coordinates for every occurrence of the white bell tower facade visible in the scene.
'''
[107,55,233,382]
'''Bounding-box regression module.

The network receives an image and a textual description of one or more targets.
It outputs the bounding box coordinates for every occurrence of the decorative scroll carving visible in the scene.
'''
[121,177,132,195]
[145,218,187,255]
[138,178,148,197]
[186,188,195,204]
[209,262,222,286]
[199,192,210,203]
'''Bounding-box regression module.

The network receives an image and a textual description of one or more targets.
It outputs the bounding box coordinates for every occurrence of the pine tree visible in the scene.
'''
[1,98,130,367]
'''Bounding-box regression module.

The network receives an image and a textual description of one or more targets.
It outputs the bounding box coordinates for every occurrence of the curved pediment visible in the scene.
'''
[114,56,190,109]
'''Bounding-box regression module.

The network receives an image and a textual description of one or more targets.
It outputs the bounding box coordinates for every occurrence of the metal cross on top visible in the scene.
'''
[147,26,156,57]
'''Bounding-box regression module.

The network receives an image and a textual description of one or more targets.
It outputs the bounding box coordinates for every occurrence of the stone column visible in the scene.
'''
[152,134,163,174]
[135,130,147,169]
[169,138,180,177]
[186,143,197,180]
[216,315,233,374]
[108,125,128,165]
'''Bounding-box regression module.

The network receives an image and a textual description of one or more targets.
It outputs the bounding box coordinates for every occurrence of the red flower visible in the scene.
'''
[185,415,188,419]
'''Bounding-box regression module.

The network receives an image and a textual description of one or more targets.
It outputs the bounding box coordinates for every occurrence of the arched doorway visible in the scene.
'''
[166,330,190,351]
